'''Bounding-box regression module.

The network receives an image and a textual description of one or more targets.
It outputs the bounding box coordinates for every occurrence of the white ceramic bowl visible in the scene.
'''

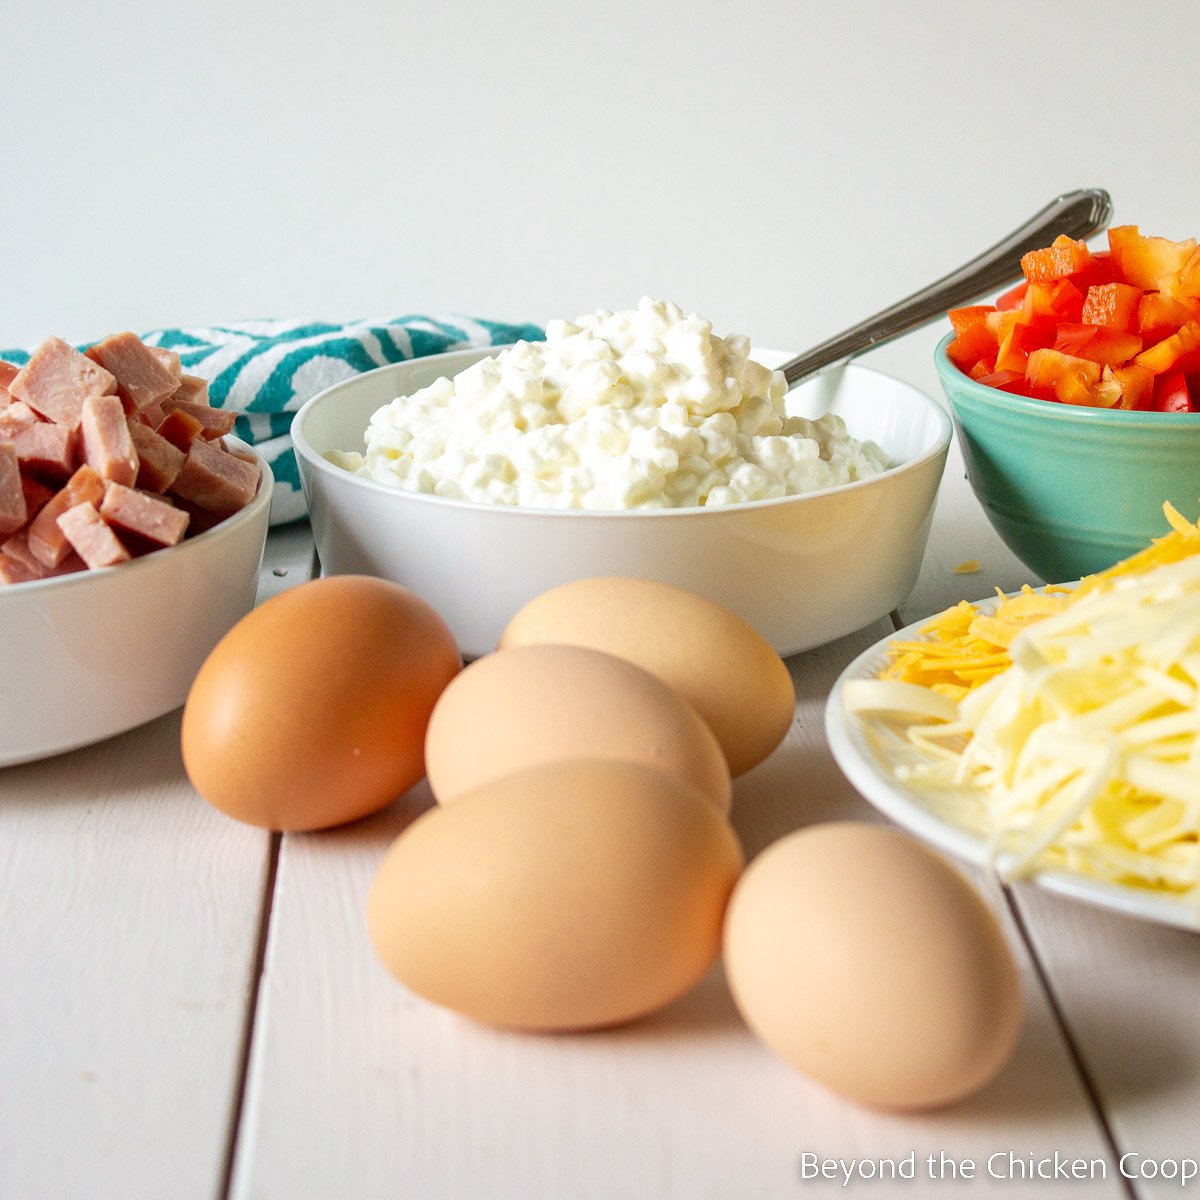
[292,348,951,659]
[0,439,274,767]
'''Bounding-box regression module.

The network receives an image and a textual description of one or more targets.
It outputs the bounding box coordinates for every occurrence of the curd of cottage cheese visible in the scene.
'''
[328,298,888,510]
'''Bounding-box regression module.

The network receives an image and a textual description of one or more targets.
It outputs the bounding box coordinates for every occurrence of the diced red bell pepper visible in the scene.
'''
[1055,367,1106,406]
[948,306,995,335]
[1027,386,1060,403]
[1085,329,1144,367]
[1053,323,1099,357]
[1091,369,1124,409]
[947,319,998,370]
[1066,251,1120,291]
[1109,225,1199,291]
[1137,292,1200,342]
[949,226,1200,410]
[1026,348,1101,390]
[1054,279,1085,320]
[972,370,1026,394]
[1053,325,1143,367]
[985,309,1018,340]
[1021,235,1094,283]
[995,280,1029,311]
[1112,364,1155,410]
[995,314,1056,374]
[1151,370,1193,412]
[1135,320,1200,375]
[1023,279,1084,323]
[1175,247,1200,300]
[1081,283,1142,331]
[992,329,1023,375]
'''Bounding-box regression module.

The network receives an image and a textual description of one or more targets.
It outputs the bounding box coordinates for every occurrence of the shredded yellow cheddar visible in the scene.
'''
[882,503,1200,701]
[882,587,1070,700]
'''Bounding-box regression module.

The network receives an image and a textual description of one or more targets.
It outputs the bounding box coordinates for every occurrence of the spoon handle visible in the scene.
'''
[779,187,1114,388]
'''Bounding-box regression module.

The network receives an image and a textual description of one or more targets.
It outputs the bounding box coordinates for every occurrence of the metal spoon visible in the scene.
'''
[778,187,1114,389]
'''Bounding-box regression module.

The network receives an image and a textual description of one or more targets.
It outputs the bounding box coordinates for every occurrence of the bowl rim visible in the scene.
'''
[935,330,1200,427]
[0,435,275,601]
[290,348,953,520]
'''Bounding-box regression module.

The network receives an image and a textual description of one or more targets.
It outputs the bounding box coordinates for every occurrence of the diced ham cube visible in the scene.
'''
[157,407,206,452]
[10,336,117,431]
[0,399,38,439]
[160,397,235,440]
[85,332,181,414]
[0,442,26,536]
[55,502,130,569]
[128,420,186,492]
[171,438,260,519]
[100,482,189,546]
[27,464,105,567]
[2,530,41,572]
[1,533,84,581]
[11,420,76,479]
[80,394,138,486]
[171,374,210,406]
[0,554,37,585]
[147,345,183,377]
[21,473,56,519]
[0,360,21,409]
[220,441,260,466]
[138,402,166,429]
[0,556,87,584]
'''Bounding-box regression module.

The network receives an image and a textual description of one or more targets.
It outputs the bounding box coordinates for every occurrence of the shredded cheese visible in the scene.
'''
[850,503,1200,904]
[881,503,1200,701]
[881,588,1071,701]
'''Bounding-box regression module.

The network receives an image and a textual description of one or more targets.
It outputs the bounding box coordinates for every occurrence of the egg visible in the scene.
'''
[723,823,1021,1111]
[425,644,730,812]
[367,759,744,1031]
[498,577,794,776]
[181,575,461,831]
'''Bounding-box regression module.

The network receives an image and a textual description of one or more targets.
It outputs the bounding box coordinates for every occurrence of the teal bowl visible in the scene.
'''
[935,332,1200,582]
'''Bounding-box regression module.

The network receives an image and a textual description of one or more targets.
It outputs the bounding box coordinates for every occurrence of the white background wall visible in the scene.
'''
[4,0,1197,400]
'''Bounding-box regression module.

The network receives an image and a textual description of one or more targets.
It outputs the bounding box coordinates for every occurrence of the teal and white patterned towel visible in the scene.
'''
[2,315,543,524]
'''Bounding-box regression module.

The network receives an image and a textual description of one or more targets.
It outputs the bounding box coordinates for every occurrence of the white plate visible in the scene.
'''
[824,599,1200,932]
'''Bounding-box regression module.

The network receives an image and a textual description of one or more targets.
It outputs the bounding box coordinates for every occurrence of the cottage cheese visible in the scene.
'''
[330,298,888,510]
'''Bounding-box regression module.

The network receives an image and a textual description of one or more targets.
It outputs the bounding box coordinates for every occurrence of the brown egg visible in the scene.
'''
[182,575,461,831]
[425,644,730,812]
[723,823,1022,1111]
[367,759,744,1031]
[499,577,794,777]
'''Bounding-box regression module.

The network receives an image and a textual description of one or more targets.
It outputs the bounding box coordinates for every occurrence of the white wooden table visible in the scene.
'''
[4,434,1198,1200]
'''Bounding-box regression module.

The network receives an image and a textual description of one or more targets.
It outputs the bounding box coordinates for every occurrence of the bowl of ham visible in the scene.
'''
[0,332,272,767]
